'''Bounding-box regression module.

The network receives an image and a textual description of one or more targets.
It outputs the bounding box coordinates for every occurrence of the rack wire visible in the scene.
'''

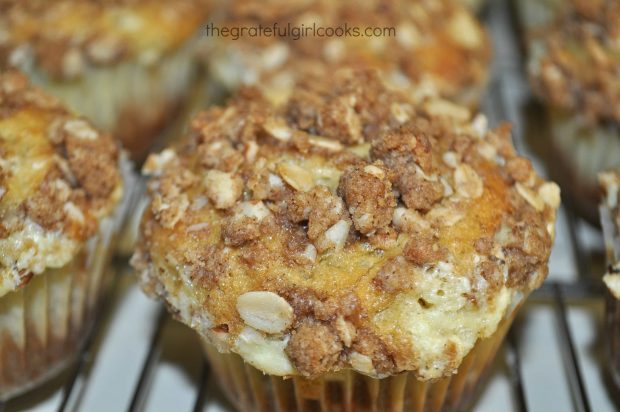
[1,0,617,410]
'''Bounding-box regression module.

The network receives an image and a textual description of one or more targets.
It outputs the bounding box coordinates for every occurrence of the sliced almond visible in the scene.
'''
[277,162,314,192]
[516,182,543,212]
[349,351,375,375]
[454,164,483,199]
[308,135,343,152]
[143,149,176,176]
[538,182,561,209]
[323,219,351,251]
[234,327,296,376]
[390,102,412,124]
[236,201,271,220]
[264,117,292,141]
[363,165,386,179]
[63,119,98,140]
[236,291,294,334]
[299,243,317,263]
[424,99,470,123]
[396,22,421,49]
[447,9,483,49]
[204,170,243,209]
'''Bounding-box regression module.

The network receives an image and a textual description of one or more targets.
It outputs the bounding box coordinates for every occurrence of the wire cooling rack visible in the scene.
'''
[2,0,618,410]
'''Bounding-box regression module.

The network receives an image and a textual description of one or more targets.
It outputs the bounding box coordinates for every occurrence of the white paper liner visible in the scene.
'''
[0,206,121,400]
[202,298,524,412]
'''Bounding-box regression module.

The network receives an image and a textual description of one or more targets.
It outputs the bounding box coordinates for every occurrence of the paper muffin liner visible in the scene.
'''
[202,299,522,412]
[0,204,122,400]
[548,109,620,224]
[604,289,620,389]
[601,198,620,388]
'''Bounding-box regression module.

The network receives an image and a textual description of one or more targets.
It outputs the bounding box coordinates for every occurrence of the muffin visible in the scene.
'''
[0,71,123,399]
[206,0,491,108]
[600,170,620,388]
[132,69,560,411]
[0,0,213,161]
[520,0,620,223]
[459,0,487,13]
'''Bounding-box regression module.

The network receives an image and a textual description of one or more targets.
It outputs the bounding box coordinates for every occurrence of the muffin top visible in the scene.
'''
[0,0,212,80]
[0,71,123,297]
[600,170,620,299]
[528,0,620,124]
[207,0,490,107]
[133,69,559,380]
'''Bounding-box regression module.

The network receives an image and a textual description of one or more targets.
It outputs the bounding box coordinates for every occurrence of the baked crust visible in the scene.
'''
[0,71,122,297]
[0,0,212,80]
[133,69,559,380]
[207,0,490,107]
[527,0,620,124]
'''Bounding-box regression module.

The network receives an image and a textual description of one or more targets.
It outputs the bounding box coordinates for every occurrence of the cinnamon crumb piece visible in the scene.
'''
[351,329,394,375]
[371,125,434,173]
[338,162,396,235]
[221,201,272,246]
[186,245,229,288]
[151,170,196,228]
[286,320,342,377]
[371,126,443,211]
[287,186,348,247]
[505,157,533,183]
[313,292,360,321]
[403,233,446,266]
[319,94,363,145]
[367,227,399,250]
[247,162,288,201]
[25,173,70,232]
[398,172,444,212]
[476,260,503,293]
[373,256,417,293]
[64,125,120,199]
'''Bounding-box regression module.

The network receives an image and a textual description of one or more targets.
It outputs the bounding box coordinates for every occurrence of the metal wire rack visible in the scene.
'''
[1,0,618,410]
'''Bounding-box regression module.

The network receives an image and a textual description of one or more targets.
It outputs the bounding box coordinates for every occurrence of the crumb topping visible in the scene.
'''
[528,0,620,124]
[0,0,212,80]
[208,0,490,107]
[133,69,559,380]
[0,71,122,296]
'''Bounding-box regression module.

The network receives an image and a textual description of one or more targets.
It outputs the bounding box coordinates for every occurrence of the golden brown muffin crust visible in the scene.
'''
[134,70,559,380]
[0,0,212,79]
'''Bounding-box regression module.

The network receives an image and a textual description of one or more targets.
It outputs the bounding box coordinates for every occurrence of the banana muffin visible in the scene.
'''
[600,170,620,388]
[206,0,490,108]
[132,69,559,411]
[0,0,212,160]
[521,0,620,223]
[0,71,123,399]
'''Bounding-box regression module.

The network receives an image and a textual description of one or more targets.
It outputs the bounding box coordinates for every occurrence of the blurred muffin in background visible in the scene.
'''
[0,71,124,400]
[205,0,491,108]
[600,170,620,388]
[520,0,620,223]
[132,69,559,412]
[458,0,487,13]
[0,0,213,161]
